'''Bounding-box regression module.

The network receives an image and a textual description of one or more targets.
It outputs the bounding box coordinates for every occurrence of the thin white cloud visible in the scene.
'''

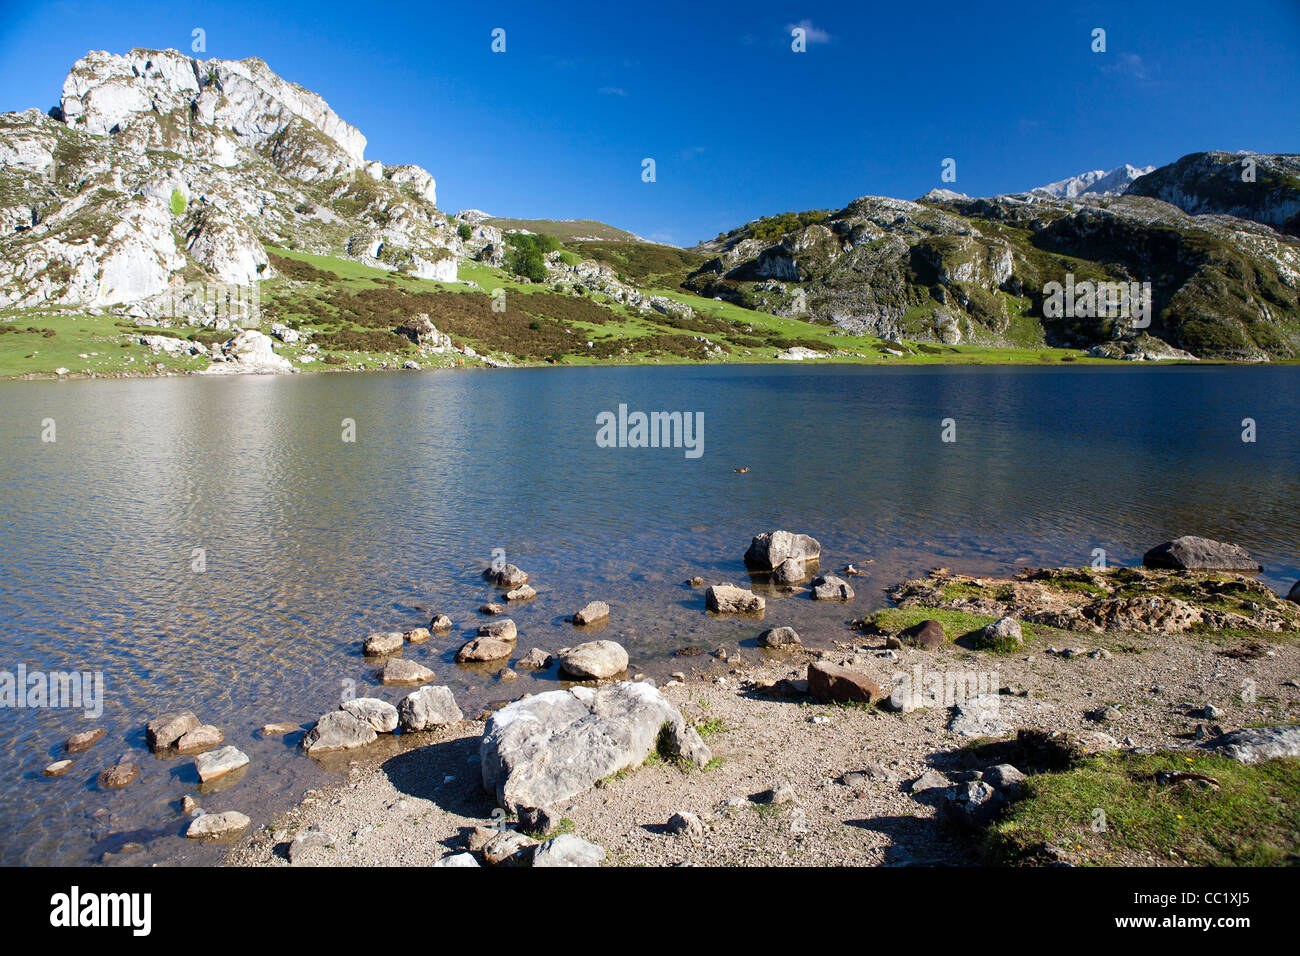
[1104,53,1148,81]
[597,86,628,96]
[787,19,832,44]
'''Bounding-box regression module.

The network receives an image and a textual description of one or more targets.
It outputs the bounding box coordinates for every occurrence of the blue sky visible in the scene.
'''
[1,0,1296,245]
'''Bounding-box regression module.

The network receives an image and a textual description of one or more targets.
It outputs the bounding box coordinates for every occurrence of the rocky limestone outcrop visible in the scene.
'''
[481,682,711,812]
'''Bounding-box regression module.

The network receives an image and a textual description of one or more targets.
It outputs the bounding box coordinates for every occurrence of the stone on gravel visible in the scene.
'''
[757,626,801,648]
[481,829,537,865]
[1197,725,1300,764]
[1142,535,1262,572]
[398,686,463,731]
[288,828,334,863]
[667,811,704,838]
[362,631,404,656]
[983,763,1027,793]
[456,636,514,663]
[706,583,765,614]
[66,728,106,753]
[559,640,629,679]
[481,681,709,812]
[573,601,610,625]
[910,770,949,793]
[941,780,1004,826]
[340,698,399,733]
[186,810,250,840]
[195,745,249,782]
[533,833,605,867]
[810,574,854,601]
[433,852,480,867]
[744,530,822,571]
[376,659,435,685]
[807,661,883,704]
[302,710,378,753]
[146,710,200,751]
[949,694,1011,737]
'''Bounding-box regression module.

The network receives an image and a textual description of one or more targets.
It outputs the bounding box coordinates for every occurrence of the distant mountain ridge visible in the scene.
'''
[1030,163,1155,198]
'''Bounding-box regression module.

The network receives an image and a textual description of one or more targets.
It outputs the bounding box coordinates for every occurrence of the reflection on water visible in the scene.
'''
[0,364,1297,865]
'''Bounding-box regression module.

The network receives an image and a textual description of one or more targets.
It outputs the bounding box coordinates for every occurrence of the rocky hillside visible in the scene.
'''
[684,156,1300,361]
[0,48,491,311]
[1030,163,1154,199]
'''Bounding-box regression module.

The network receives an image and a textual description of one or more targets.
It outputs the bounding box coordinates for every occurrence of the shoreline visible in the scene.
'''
[224,563,1300,868]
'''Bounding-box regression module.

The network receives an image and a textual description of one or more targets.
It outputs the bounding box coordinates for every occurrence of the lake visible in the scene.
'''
[1,363,1297,865]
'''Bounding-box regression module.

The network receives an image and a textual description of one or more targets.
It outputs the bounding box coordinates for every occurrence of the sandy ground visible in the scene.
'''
[226,623,1300,867]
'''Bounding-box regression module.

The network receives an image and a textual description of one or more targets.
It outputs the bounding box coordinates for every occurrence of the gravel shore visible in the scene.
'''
[227,616,1300,867]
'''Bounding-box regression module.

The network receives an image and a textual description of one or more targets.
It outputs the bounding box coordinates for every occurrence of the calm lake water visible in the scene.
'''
[1,363,1298,866]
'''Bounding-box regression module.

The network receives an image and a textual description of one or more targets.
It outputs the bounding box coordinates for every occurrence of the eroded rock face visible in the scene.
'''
[1143,535,1262,572]
[481,682,710,812]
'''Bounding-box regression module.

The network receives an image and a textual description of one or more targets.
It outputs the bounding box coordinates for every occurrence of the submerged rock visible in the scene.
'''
[175,724,225,754]
[481,682,710,812]
[705,583,765,614]
[66,728,106,753]
[44,760,74,777]
[98,759,140,790]
[1143,535,1262,572]
[403,627,431,644]
[558,640,628,680]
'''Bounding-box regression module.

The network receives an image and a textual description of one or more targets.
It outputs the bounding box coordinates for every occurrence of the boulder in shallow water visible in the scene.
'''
[1287,581,1300,604]
[186,810,250,840]
[363,631,404,656]
[403,627,431,644]
[340,698,399,733]
[1142,535,1262,572]
[98,760,139,790]
[376,659,435,685]
[771,557,808,585]
[757,626,801,648]
[573,601,610,626]
[744,530,822,571]
[398,686,462,731]
[484,564,529,587]
[428,614,453,631]
[481,681,710,812]
[810,574,854,601]
[194,745,249,782]
[457,636,514,663]
[559,640,628,679]
[175,724,225,754]
[706,584,765,614]
[478,618,517,641]
[146,710,200,751]
[504,584,536,602]
[302,710,378,753]
[66,728,106,753]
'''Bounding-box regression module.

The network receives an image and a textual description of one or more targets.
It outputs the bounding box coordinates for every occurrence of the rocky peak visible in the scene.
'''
[1030,163,1154,199]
